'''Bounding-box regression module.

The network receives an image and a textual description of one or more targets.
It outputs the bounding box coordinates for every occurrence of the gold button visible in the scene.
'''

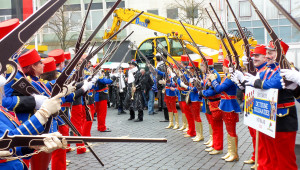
[279,114,282,117]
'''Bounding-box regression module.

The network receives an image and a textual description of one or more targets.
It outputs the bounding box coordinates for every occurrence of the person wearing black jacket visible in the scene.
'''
[140,69,154,109]
[124,60,145,122]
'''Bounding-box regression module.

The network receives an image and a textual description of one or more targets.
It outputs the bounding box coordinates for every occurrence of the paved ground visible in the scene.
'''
[63,105,269,170]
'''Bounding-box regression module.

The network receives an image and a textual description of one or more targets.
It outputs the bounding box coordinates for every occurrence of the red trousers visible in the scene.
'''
[209,101,223,150]
[50,125,68,170]
[164,96,177,113]
[189,102,201,122]
[258,131,297,170]
[248,127,256,161]
[223,111,238,137]
[95,100,108,131]
[205,113,212,125]
[82,104,95,136]
[182,101,196,136]
[179,101,185,114]
[30,152,52,170]
[70,104,86,154]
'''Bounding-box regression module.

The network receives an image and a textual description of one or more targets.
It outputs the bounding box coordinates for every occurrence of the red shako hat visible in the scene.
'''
[42,57,56,73]
[265,40,289,55]
[0,18,19,40]
[18,49,41,68]
[64,52,71,60]
[252,44,267,55]
[181,55,189,62]
[48,49,65,64]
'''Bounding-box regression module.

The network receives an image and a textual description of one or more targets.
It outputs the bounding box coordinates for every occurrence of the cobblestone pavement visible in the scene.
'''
[64,105,259,170]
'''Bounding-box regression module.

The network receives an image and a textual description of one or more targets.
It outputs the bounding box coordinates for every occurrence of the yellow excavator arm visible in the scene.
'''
[104,8,257,64]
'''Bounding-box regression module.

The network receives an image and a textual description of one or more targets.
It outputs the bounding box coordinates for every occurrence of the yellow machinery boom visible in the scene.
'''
[104,8,257,64]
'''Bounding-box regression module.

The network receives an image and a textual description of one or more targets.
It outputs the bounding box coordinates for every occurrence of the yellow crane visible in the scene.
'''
[104,8,257,67]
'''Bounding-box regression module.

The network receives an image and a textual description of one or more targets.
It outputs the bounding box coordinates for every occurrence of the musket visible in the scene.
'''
[155,39,190,85]
[77,9,143,82]
[269,0,300,31]
[171,34,202,90]
[225,0,256,75]
[205,9,235,70]
[90,31,136,79]
[209,4,243,72]
[132,44,157,77]
[248,0,292,84]
[116,43,133,71]
[45,1,123,165]
[0,0,67,83]
[0,130,167,155]
[75,0,93,54]
[179,21,211,74]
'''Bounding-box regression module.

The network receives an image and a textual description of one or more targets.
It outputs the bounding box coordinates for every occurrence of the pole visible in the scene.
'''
[254,130,259,170]
[33,0,38,51]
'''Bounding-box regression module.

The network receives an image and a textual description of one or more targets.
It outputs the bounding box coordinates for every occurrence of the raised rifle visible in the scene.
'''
[0,130,167,155]
[269,0,300,31]
[225,0,256,75]
[155,38,190,85]
[248,0,292,85]
[173,33,202,91]
[209,3,243,72]
[75,0,93,54]
[179,21,211,74]
[0,0,67,83]
[205,9,235,70]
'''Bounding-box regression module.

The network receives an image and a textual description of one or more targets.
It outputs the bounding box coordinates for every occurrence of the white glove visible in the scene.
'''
[0,75,7,87]
[235,70,245,83]
[40,132,67,153]
[242,55,248,65]
[180,81,188,89]
[35,93,64,124]
[229,67,234,74]
[280,79,298,90]
[245,73,260,86]
[91,74,100,84]
[81,80,94,92]
[158,79,166,85]
[33,95,48,110]
[0,151,12,157]
[230,73,239,84]
[280,69,300,85]
[62,82,76,96]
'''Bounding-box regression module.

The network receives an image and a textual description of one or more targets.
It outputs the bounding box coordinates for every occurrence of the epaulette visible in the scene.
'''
[57,72,61,77]
[41,79,48,84]
[227,74,231,79]
[26,76,32,83]
[84,70,91,75]
[6,65,14,74]
[214,73,218,79]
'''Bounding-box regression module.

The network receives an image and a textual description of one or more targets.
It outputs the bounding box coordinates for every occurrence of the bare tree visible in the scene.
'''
[170,0,207,27]
[46,6,81,51]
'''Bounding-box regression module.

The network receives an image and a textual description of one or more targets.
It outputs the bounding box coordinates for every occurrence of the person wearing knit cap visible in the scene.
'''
[208,58,241,162]
[244,40,298,170]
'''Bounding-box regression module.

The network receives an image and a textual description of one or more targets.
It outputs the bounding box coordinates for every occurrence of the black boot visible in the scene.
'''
[128,110,135,120]
[160,108,169,122]
[134,110,143,122]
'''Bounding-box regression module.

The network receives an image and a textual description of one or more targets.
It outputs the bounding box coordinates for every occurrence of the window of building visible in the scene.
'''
[253,28,264,44]
[167,8,178,19]
[278,0,291,14]
[279,26,291,42]
[186,7,198,18]
[239,1,251,17]
[147,9,159,15]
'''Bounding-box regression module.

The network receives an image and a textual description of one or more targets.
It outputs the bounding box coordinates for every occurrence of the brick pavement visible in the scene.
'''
[63,106,258,170]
